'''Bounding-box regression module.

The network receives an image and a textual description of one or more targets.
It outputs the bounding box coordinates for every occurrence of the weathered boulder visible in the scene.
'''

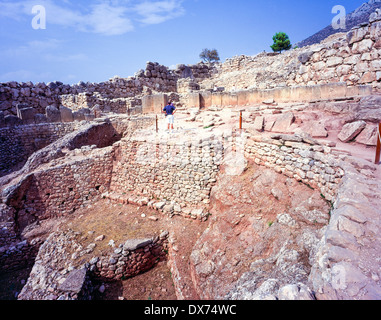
[57,268,88,294]
[298,51,314,64]
[356,124,378,146]
[338,121,367,143]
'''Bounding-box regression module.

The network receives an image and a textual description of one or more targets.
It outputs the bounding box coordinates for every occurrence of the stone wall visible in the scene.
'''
[177,78,201,93]
[60,93,142,115]
[244,134,345,202]
[17,230,169,300]
[5,147,114,233]
[108,133,222,220]
[204,10,381,92]
[180,83,373,109]
[172,63,216,83]
[0,238,42,272]
[0,122,80,177]
[91,233,169,281]
[308,157,381,300]
[0,116,156,275]
[0,61,215,119]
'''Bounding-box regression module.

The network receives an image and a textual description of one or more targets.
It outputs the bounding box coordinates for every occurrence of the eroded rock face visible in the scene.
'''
[190,161,331,300]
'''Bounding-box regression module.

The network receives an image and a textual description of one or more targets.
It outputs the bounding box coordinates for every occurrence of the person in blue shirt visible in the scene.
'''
[162,101,177,132]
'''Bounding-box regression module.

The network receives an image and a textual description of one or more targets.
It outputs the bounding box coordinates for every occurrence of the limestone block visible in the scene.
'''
[222,93,238,106]
[84,113,95,121]
[188,92,201,108]
[369,9,381,23]
[326,57,343,68]
[153,94,168,114]
[245,90,259,105]
[142,95,154,114]
[338,121,367,143]
[359,72,377,84]
[344,54,361,65]
[354,62,369,73]
[277,87,292,102]
[73,111,85,121]
[253,116,264,132]
[320,83,347,100]
[16,103,29,117]
[347,26,368,45]
[264,117,276,132]
[123,238,153,251]
[4,115,22,126]
[370,60,381,71]
[313,61,326,71]
[303,121,328,138]
[34,113,48,124]
[57,268,88,294]
[60,106,74,122]
[142,94,168,114]
[211,93,222,106]
[278,284,315,300]
[370,20,381,40]
[352,39,374,54]
[263,98,275,105]
[356,124,378,146]
[46,105,61,123]
[298,51,314,64]
[336,65,352,77]
[271,112,295,133]
[17,107,36,125]
[200,91,212,108]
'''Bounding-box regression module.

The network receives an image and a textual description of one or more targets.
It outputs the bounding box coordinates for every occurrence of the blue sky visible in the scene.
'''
[0,0,364,84]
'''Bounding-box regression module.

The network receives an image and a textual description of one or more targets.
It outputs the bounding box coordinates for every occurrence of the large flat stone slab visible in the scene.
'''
[271,112,295,133]
[123,238,153,251]
[356,124,378,146]
[338,121,366,143]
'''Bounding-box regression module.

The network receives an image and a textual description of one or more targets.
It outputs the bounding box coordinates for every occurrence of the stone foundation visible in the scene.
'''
[0,122,81,177]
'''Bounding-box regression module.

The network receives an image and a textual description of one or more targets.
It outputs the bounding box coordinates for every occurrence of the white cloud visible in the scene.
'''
[83,2,134,36]
[0,0,185,35]
[134,0,185,25]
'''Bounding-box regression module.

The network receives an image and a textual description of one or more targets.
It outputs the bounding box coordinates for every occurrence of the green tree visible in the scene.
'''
[270,32,292,53]
[199,48,220,63]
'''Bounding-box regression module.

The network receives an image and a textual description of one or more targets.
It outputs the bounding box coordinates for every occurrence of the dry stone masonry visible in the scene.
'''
[108,132,222,220]
[205,9,381,92]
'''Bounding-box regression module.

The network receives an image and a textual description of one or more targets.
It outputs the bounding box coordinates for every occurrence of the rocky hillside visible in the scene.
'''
[296,0,381,47]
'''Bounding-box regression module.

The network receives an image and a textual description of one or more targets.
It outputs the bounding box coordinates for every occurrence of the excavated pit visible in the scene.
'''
[0,113,337,300]
[1,99,381,300]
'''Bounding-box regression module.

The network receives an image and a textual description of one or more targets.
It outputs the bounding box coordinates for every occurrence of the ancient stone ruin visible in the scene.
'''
[1,8,381,301]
